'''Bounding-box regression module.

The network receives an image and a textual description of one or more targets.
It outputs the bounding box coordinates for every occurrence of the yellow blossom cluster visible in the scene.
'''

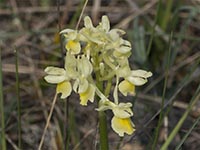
[44,15,152,137]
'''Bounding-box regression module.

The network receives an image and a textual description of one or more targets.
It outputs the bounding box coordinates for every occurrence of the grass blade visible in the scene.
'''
[146,0,162,56]
[159,0,173,31]
[14,48,22,149]
[161,82,200,150]
[175,115,200,150]
[0,48,6,150]
[151,32,173,149]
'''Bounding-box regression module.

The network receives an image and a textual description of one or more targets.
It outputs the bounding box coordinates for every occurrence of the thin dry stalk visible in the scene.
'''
[6,135,20,150]
[38,93,58,150]
[75,0,89,30]
[92,0,101,24]
[114,0,158,29]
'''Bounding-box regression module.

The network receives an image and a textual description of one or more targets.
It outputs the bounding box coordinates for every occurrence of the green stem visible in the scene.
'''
[0,48,6,150]
[98,111,109,150]
[15,48,22,149]
[104,80,112,96]
[96,74,109,150]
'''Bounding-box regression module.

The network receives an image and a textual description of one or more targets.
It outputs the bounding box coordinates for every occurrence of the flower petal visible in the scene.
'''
[44,67,67,84]
[117,46,131,53]
[65,54,78,79]
[127,76,147,86]
[127,69,152,86]
[56,81,72,99]
[44,67,66,75]
[84,16,94,28]
[101,15,110,32]
[119,80,135,96]
[60,29,74,34]
[44,75,66,84]
[131,70,152,78]
[73,78,89,93]
[111,116,135,137]
[116,65,131,78]
[109,29,125,41]
[80,84,95,106]
[112,102,133,118]
[77,56,93,77]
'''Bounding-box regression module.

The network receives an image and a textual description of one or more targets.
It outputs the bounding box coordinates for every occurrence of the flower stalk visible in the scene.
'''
[99,110,109,150]
[96,73,109,149]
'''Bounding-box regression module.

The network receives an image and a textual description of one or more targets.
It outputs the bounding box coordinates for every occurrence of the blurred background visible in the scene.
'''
[0,0,200,150]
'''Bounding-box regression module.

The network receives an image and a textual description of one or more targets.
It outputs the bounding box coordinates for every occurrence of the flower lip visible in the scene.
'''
[56,81,72,99]
[79,84,95,106]
[111,116,135,137]
[118,80,135,96]
[65,40,81,54]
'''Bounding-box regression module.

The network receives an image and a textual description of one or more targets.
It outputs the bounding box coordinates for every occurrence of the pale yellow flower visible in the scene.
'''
[60,29,81,54]
[97,100,135,136]
[72,55,95,106]
[119,70,152,96]
[44,54,94,102]
[44,66,72,99]
[127,70,152,86]
[110,102,135,136]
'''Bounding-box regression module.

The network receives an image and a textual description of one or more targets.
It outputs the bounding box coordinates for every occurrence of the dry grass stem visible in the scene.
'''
[38,93,58,150]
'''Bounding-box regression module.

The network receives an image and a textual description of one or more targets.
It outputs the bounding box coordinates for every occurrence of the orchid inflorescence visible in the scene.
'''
[44,15,152,137]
